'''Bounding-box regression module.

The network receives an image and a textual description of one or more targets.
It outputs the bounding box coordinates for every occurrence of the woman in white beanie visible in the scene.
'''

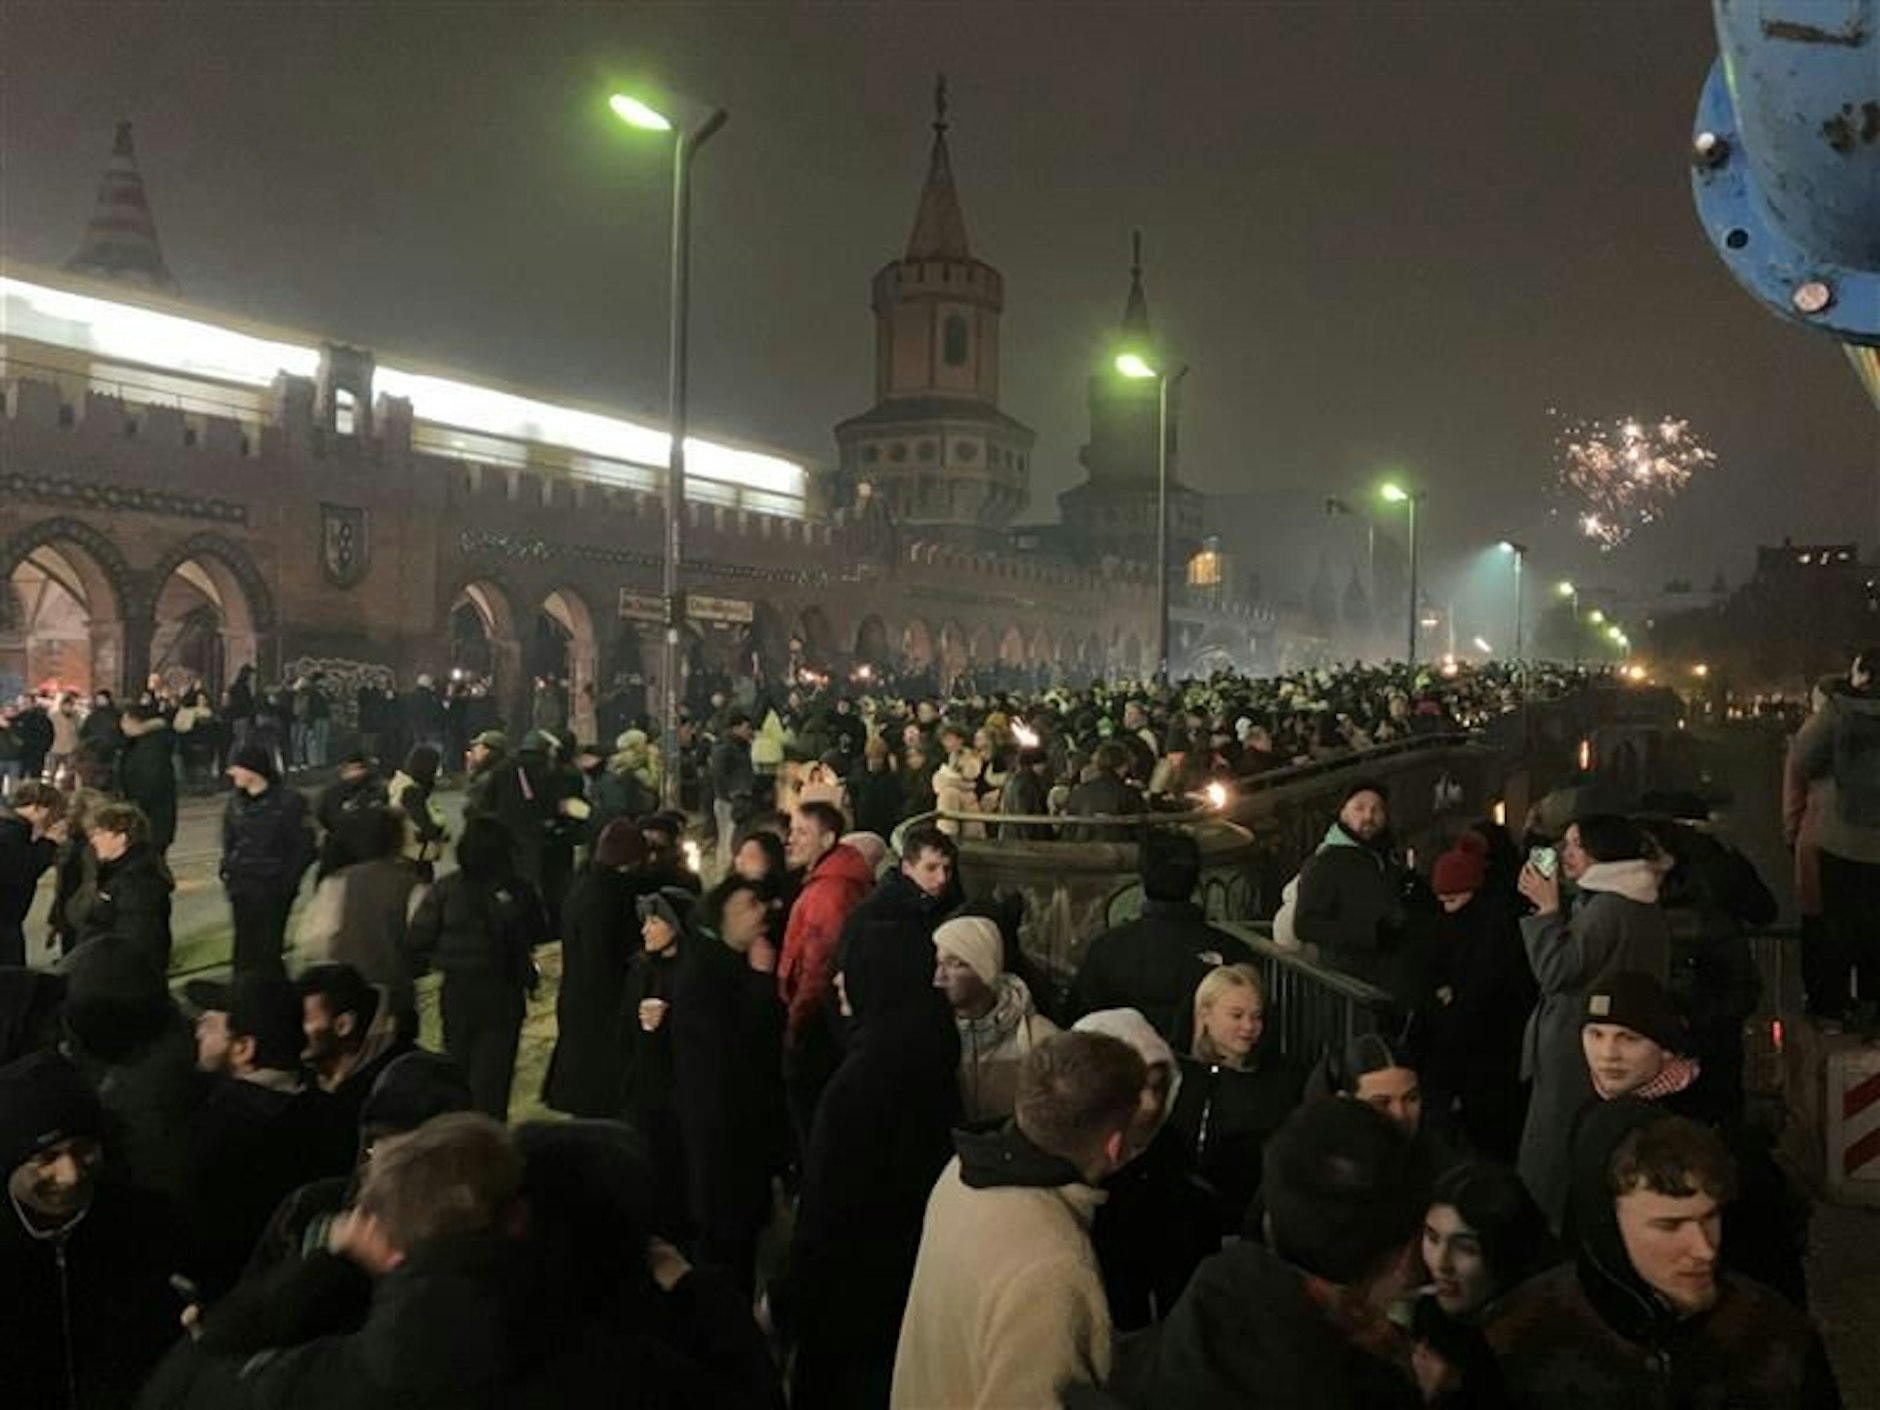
[933,915,1059,1122]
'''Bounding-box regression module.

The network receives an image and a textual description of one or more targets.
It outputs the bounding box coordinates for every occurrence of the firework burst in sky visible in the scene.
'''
[1547,410,1717,549]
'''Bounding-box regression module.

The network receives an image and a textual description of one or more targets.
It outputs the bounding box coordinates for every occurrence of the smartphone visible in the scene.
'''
[1528,845,1559,879]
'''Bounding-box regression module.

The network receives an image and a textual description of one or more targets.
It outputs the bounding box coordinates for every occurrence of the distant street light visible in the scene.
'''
[1115,351,1190,681]
[1589,608,1606,625]
[1498,540,1528,658]
[1380,482,1426,662]
[610,87,728,809]
[1557,581,1580,665]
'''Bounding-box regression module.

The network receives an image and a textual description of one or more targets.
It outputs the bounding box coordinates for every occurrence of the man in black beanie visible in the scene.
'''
[220,743,316,978]
[0,1050,177,1409]
[1111,1099,1429,1408]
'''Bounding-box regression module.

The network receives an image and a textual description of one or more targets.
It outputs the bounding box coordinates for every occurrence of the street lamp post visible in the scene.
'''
[1381,483,1426,663]
[1116,353,1190,683]
[1556,581,1580,666]
[610,91,728,809]
[1498,540,1528,659]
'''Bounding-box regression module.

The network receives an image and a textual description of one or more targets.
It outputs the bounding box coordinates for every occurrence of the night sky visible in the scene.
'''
[4,2,1876,622]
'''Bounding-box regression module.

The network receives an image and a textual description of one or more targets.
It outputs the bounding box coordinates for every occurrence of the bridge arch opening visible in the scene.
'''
[2,529,129,697]
[533,588,598,739]
[149,553,263,701]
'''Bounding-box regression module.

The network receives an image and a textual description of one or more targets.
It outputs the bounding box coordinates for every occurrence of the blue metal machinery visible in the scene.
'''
[1693,0,1880,408]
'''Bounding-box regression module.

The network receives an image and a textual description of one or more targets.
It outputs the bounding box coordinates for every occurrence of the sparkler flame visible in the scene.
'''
[1548,411,1716,549]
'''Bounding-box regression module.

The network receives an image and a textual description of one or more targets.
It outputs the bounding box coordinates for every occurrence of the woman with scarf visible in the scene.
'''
[932,914,1059,1123]
[1515,814,1671,1228]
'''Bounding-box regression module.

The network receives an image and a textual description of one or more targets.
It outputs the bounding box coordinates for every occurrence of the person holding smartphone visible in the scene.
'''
[1514,816,1671,1228]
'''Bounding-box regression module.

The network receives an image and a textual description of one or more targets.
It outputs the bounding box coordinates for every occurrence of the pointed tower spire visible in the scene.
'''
[1120,229,1150,335]
[905,75,972,260]
[65,120,178,292]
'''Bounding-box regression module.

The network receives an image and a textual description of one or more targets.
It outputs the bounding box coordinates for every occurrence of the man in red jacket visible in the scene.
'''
[780,800,875,1146]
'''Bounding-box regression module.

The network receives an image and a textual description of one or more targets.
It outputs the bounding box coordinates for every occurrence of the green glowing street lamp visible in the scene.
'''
[609,87,727,808]
[1379,482,1426,663]
[1112,351,1188,682]
[1589,608,1606,625]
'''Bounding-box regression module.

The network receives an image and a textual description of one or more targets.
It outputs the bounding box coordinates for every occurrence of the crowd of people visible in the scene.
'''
[0,653,1850,1408]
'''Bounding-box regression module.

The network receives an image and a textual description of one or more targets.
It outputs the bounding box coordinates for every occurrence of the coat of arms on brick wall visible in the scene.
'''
[320,504,370,589]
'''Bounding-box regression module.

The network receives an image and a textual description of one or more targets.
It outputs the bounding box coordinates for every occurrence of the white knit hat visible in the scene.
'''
[933,916,1003,987]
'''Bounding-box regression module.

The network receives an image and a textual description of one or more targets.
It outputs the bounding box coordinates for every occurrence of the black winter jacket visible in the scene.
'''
[1070,899,1256,1046]
[1294,824,1428,1001]
[64,842,176,975]
[0,809,57,937]
[137,1232,764,1410]
[0,1180,180,1410]
[1108,1239,1423,1409]
[221,784,316,898]
[406,871,547,989]
[1166,1049,1305,1237]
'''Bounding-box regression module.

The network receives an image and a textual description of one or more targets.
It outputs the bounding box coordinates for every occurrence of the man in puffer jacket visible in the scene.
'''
[935,915,1061,1122]
[1293,780,1431,1007]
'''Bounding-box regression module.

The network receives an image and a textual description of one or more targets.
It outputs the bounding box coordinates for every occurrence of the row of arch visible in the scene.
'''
[2,517,274,699]
[446,574,1155,712]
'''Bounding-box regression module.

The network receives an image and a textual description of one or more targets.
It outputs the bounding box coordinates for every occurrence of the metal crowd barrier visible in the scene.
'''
[1214,921,1396,1067]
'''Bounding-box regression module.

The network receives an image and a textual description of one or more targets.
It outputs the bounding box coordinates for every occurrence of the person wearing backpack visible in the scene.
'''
[405,817,548,1117]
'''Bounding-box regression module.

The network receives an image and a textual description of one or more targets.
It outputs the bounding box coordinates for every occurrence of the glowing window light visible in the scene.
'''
[2,275,319,386]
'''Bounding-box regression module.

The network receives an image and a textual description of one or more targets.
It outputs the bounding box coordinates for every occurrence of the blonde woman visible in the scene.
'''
[1166,963,1305,1236]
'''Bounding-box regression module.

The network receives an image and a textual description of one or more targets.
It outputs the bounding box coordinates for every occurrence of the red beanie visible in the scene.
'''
[1431,847,1487,897]
[1456,829,1491,859]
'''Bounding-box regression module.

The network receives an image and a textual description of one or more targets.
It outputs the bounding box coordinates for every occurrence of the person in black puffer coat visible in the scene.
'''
[0,781,62,967]
[772,893,961,1410]
[405,817,548,1119]
[1294,781,1434,1011]
[1165,963,1305,1240]
[62,801,175,978]
[221,744,317,978]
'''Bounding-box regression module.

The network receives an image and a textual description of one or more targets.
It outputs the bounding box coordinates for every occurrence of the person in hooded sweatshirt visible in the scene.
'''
[543,819,659,1117]
[0,1050,178,1410]
[1515,814,1671,1228]
[772,904,962,1410]
[1294,780,1433,1009]
[1485,1102,1841,1409]
[1165,962,1305,1239]
[1108,1099,1431,1409]
[934,913,1060,1123]
[1075,1008,1220,1333]
[891,1030,1147,1409]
